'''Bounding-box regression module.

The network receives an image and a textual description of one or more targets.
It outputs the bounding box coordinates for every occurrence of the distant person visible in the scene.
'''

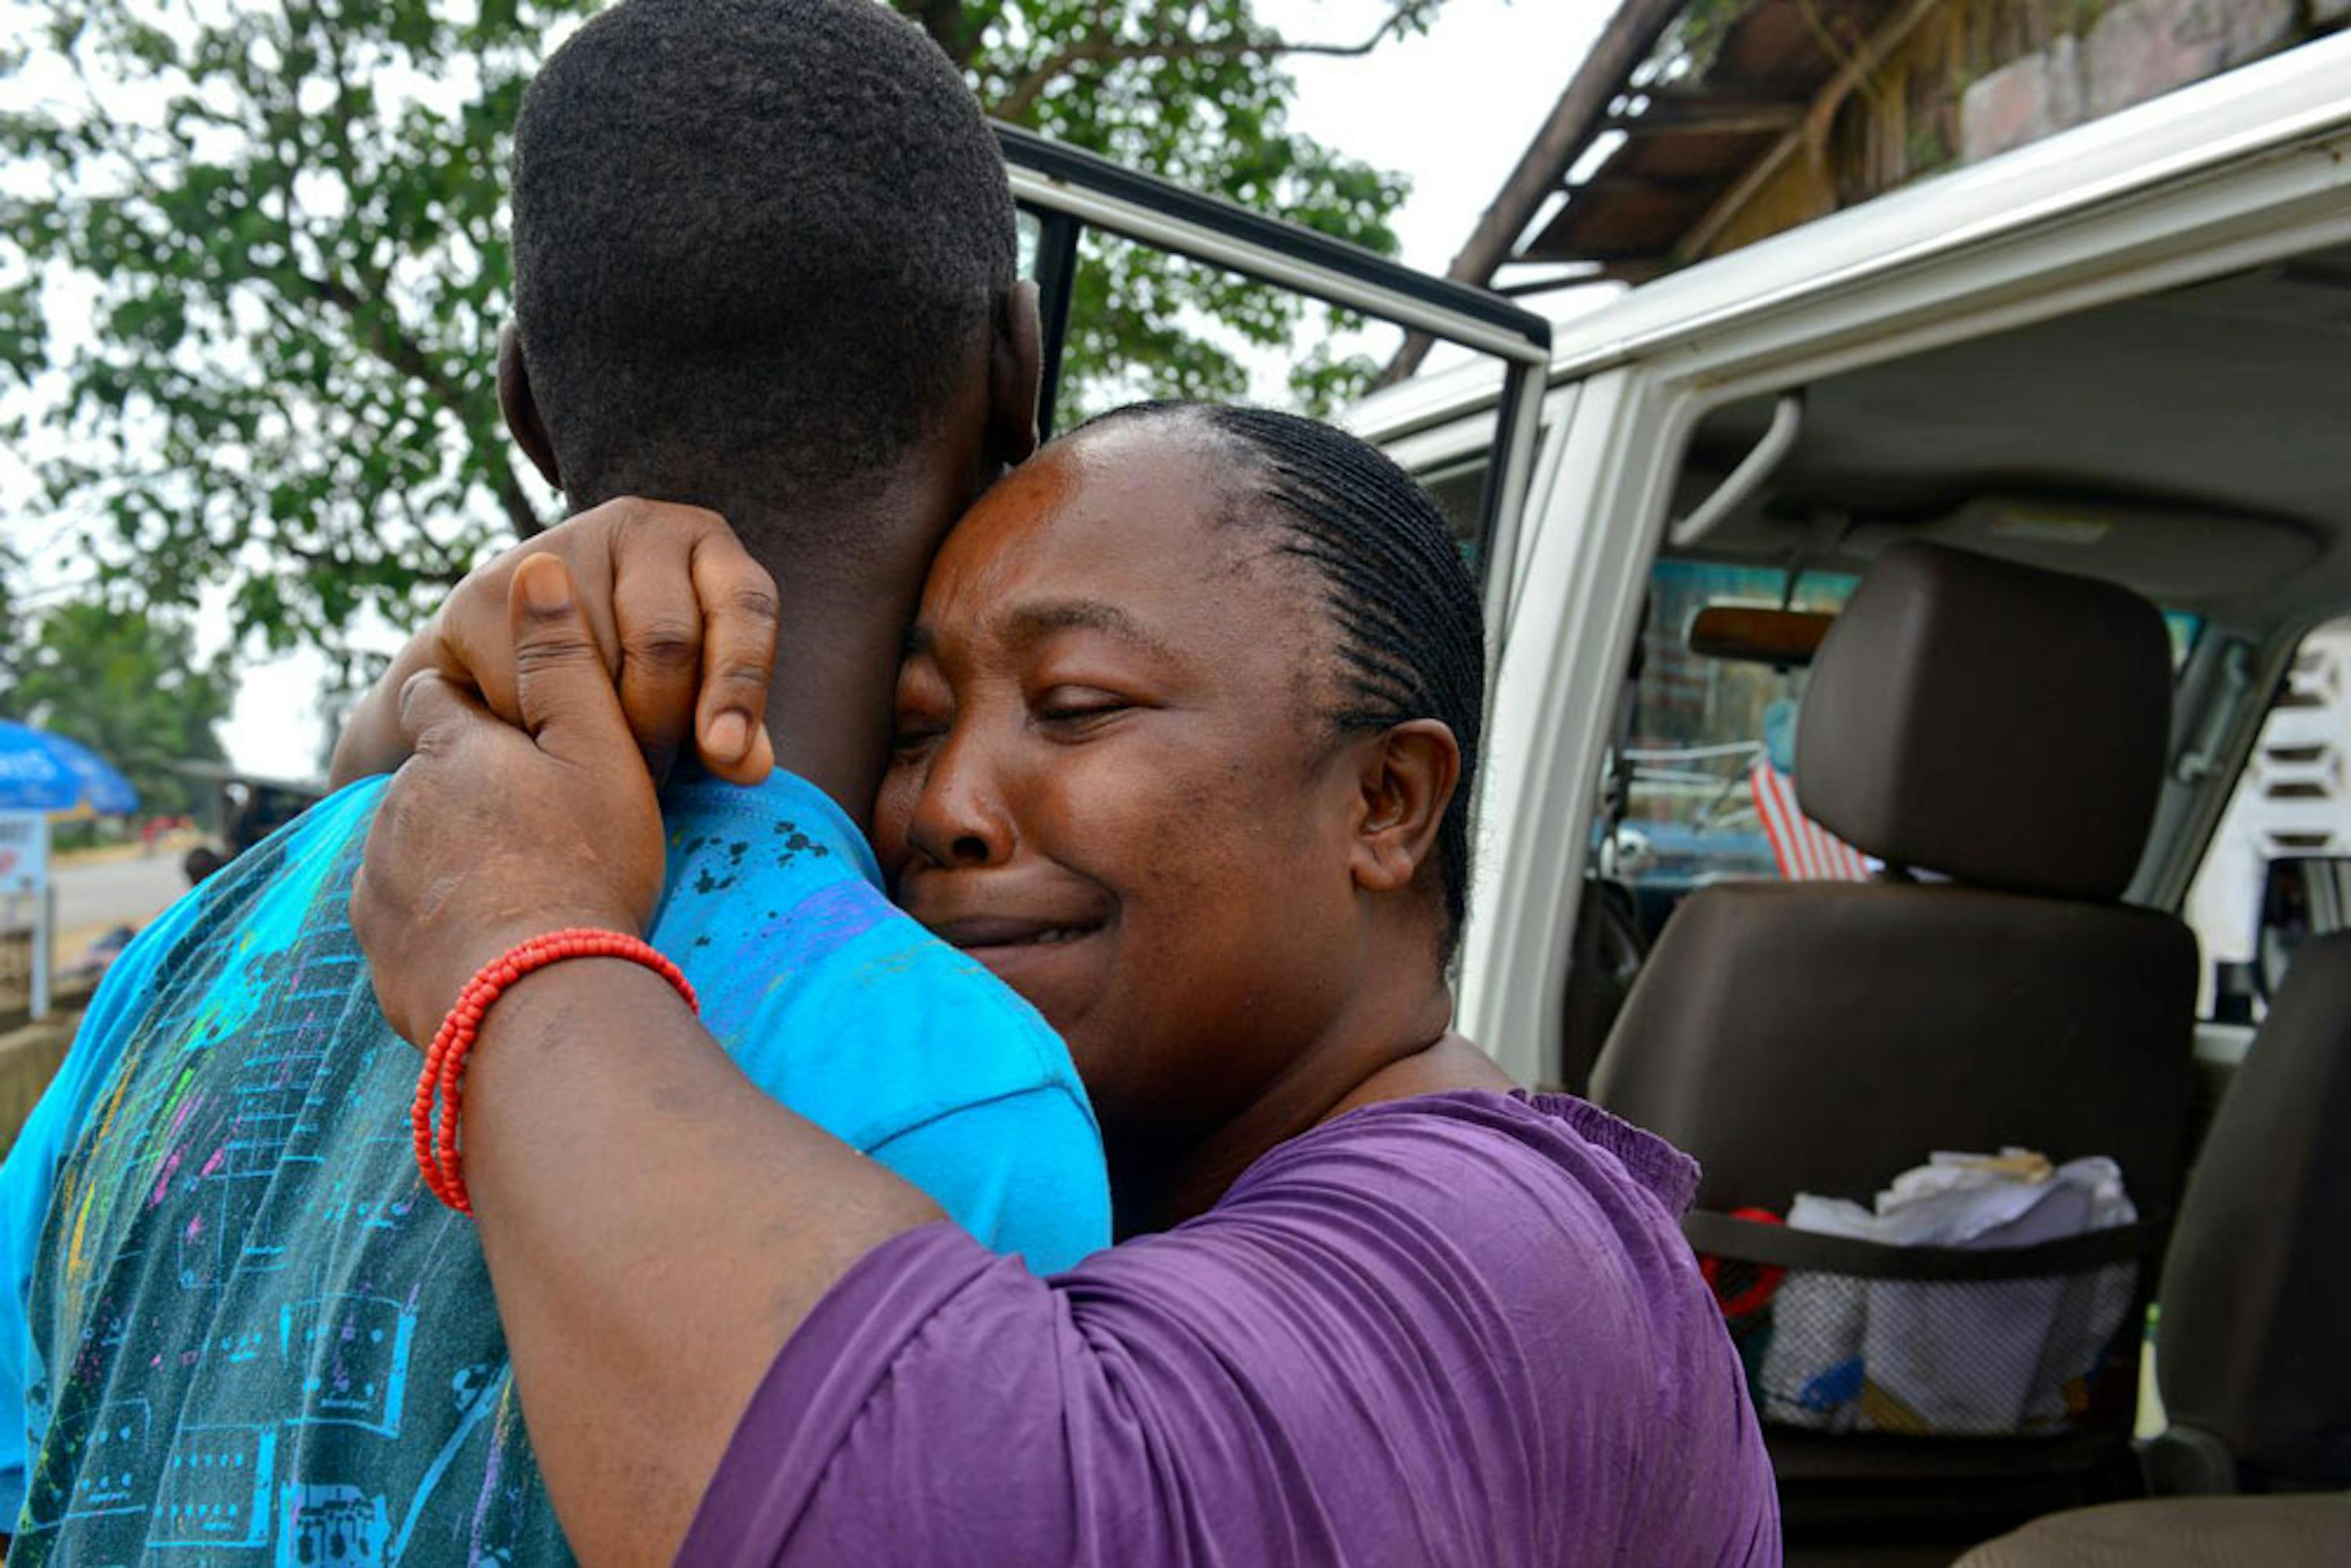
[0,2,1106,1560]
[178,842,225,886]
[352,404,1783,1565]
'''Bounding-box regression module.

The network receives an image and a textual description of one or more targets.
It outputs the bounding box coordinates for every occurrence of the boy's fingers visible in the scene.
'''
[687,531,780,784]
[509,556,640,769]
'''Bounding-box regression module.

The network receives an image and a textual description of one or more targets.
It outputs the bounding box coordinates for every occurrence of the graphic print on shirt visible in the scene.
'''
[16,807,566,1566]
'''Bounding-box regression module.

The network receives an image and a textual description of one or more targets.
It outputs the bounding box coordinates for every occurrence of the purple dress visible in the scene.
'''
[682,1091,1780,1566]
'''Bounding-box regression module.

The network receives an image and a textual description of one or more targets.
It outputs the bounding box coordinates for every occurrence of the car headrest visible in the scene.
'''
[1795,541,2173,903]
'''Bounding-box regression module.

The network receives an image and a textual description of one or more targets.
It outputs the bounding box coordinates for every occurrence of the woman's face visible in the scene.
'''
[873,421,1371,1156]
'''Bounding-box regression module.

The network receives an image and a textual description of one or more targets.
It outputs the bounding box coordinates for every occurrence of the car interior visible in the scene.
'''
[1437,241,2351,1565]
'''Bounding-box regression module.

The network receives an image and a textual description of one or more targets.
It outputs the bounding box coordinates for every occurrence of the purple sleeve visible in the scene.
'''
[680,1092,1780,1567]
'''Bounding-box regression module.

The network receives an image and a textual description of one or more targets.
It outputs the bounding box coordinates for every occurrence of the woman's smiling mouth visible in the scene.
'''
[933,914,1113,1005]
[927,912,1111,954]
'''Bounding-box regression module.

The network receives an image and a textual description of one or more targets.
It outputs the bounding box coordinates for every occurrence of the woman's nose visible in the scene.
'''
[906,735,1014,869]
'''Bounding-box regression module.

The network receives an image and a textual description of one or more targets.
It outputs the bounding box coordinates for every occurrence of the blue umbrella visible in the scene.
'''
[0,721,141,814]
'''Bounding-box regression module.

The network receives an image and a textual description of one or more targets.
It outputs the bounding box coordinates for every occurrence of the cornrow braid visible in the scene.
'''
[1074,401,1487,952]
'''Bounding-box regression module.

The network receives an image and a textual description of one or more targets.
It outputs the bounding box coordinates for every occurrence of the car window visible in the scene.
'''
[2183,620,2351,1019]
[2165,612,2204,669]
[1420,458,1488,567]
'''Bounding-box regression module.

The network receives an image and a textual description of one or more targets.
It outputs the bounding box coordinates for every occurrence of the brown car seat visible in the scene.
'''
[1589,541,2195,1539]
[1955,1494,2351,1566]
[1946,926,2351,1563]
[2151,927,2351,1493]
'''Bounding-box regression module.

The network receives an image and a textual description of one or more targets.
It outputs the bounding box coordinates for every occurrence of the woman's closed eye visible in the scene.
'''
[890,715,949,757]
[1033,686,1136,733]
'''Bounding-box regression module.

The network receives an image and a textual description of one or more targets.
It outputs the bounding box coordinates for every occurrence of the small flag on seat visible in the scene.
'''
[1749,762,1872,882]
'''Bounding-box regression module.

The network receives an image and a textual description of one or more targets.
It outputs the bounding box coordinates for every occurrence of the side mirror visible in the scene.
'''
[2256,855,2351,999]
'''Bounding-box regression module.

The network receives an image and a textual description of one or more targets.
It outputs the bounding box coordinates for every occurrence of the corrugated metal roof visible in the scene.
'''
[1513,1,1902,281]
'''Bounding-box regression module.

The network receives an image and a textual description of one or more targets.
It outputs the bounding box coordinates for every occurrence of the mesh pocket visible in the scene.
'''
[1716,1262,2140,1437]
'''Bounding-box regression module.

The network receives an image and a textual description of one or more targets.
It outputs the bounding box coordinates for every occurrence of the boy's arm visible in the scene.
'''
[659,899,1111,1273]
[708,907,1108,1275]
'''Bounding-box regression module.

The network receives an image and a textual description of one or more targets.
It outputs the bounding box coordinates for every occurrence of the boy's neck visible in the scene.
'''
[758,567,922,835]
[726,465,976,836]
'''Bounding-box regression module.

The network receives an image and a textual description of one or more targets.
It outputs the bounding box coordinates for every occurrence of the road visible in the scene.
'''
[53,851,192,938]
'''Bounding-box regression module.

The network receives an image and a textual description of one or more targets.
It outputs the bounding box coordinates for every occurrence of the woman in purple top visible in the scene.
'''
[353,404,1780,1566]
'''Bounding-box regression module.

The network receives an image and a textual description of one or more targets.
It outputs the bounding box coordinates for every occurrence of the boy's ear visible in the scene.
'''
[988,281,1042,467]
[1348,719,1462,899]
[498,323,563,491]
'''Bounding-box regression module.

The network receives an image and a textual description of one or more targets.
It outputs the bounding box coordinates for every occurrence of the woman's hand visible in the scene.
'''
[330,498,780,791]
[354,556,669,1049]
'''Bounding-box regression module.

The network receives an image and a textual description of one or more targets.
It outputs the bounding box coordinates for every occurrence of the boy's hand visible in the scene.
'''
[330,498,778,789]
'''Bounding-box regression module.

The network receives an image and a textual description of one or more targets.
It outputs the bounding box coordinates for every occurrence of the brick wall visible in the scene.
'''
[1963,0,2302,163]
[1694,0,2338,264]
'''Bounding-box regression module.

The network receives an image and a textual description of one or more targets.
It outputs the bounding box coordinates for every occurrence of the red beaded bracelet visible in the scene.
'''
[411,927,698,1215]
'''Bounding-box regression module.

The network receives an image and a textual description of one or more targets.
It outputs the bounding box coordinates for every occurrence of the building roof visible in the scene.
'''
[1379,0,1911,384]
[1491,1,1911,289]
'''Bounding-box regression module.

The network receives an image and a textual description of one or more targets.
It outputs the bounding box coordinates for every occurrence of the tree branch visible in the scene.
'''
[314,11,529,541]
[491,454,543,538]
[289,269,544,538]
[390,479,485,582]
[993,2,1430,122]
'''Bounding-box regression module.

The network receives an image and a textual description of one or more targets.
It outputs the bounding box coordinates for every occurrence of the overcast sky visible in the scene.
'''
[1264,0,1612,272]
[16,0,1621,779]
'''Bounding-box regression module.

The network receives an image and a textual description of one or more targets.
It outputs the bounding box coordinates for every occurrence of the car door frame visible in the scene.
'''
[993,124,1554,655]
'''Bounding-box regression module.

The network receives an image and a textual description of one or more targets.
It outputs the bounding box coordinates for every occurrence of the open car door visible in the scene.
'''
[994,125,1552,656]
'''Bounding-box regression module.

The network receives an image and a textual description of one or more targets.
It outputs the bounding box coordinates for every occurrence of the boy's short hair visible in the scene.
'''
[511,0,1016,509]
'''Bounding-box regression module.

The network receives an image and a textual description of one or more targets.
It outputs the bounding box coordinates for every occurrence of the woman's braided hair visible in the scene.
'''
[1075,401,1487,952]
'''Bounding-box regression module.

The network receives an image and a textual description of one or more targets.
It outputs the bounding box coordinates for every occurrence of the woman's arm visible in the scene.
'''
[329,498,781,790]
[354,559,939,1566]
[462,965,940,1566]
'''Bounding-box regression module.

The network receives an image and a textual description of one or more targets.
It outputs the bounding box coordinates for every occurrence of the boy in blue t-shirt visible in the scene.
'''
[0,1,1106,1559]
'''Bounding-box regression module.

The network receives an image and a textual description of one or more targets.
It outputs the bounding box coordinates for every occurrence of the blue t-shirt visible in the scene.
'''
[0,769,1108,1561]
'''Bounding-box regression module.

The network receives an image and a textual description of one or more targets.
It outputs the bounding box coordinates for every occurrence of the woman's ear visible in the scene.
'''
[498,323,563,491]
[987,281,1042,467]
[1349,719,1462,897]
